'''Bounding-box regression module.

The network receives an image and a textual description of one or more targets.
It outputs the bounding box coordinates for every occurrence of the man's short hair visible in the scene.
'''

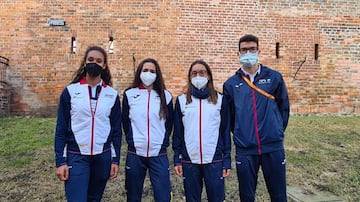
[239,34,259,51]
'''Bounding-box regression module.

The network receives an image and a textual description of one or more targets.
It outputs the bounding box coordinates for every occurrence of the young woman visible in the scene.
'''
[54,46,122,201]
[122,58,173,202]
[172,60,231,202]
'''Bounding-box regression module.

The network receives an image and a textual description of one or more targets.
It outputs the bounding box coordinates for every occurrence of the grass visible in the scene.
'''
[284,116,360,201]
[0,116,359,201]
[0,118,54,168]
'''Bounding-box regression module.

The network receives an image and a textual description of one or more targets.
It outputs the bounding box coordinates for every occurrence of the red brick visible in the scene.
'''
[0,1,359,116]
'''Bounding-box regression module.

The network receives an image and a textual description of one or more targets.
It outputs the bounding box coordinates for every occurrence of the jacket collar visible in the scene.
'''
[79,77,107,87]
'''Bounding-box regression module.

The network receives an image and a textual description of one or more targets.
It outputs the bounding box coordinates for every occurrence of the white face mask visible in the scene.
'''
[240,52,259,67]
[191,76,208,89]
[140,72,157,86]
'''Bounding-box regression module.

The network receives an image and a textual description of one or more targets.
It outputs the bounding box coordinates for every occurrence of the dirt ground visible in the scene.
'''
[2,117,358,201]
[0,164,242,202]
[0,148,246,202]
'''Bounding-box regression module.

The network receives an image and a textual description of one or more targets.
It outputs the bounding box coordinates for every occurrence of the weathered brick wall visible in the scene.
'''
[0,56,10,117]
[0,82,10,117]
[0,0,359,116]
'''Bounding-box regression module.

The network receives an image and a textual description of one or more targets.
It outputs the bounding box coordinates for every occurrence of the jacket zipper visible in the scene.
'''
[146,91,151,157]
[89,86,101,155]
[251,90,262,155]
[199,99,203,164]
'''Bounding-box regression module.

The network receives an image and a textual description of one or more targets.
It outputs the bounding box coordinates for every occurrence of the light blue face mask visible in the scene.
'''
[239,52,258,67]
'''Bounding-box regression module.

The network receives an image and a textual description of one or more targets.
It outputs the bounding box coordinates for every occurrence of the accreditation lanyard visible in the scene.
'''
[241,74,275,100]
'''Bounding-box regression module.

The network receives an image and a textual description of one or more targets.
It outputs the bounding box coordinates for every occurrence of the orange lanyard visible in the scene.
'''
[241,74,275,100]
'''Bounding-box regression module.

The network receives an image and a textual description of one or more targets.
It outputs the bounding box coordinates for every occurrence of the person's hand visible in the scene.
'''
[222,169,231,178]
[174,165,183,176]
[56,164,69,181]
[109,164,119,180]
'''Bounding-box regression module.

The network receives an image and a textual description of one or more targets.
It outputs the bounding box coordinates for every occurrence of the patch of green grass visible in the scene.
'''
[0,117,55,168]
[285,116,360,202]
[6,157,32,167]
[0,116,359,201]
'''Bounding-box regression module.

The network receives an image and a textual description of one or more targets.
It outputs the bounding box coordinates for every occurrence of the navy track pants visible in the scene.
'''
[125,152,171,202]
[235,149,287,202]
[64,151,111,202]
[182,162,225,202]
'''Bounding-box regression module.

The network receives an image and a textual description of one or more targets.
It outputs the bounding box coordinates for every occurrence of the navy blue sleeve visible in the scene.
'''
[275,75,290,130]
[163,98,174,149]
[223,82,235,134]
[121,90,135,149]
[220,95,231,169]
[54,87,71,167]
[121,91,130,135]
[110,95,122,164]
[172,97,184,166]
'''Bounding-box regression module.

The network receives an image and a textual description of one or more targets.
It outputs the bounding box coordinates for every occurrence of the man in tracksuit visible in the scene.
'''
[223,34,290,202]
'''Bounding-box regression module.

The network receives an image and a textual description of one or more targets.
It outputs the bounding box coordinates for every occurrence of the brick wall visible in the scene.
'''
[0,82,10,117]
[0,0,359,116]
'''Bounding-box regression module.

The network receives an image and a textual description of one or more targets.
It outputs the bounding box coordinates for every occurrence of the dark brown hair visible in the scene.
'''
[71,46,112,86]
[131,58,168,119]
[186,60,218,104]
[238,34,259,52]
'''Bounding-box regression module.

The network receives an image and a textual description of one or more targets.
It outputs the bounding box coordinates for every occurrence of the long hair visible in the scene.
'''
[131,58,168,119]
[186,60,218,104]
[71,46,113,86]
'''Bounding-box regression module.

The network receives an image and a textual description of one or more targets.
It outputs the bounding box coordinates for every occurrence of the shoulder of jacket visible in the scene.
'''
[261,68,283,81]
[177,93,186,99]
[177,94,187,102]
[261,65,280,75]
[67,82,80,87]
[66,82,84,91]
[103,85,118,94]
[164,89,173,101]
[124,87,138,94]
[224,74,239,85]
[164,89,172,96]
